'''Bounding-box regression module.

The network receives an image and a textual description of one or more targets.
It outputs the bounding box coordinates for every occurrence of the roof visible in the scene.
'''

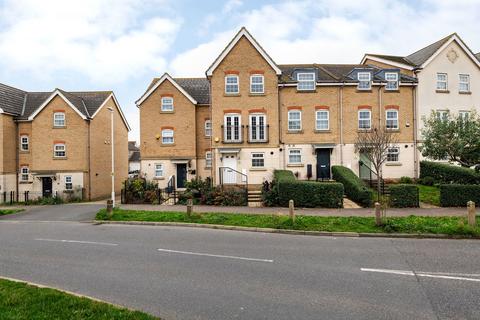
[405,33,454,66]
[174,78,210,104]
[363,54,416,67]
[0,83,26,115]
[128,141,139,152]
[129,150,140,162]
[476,53,480,61]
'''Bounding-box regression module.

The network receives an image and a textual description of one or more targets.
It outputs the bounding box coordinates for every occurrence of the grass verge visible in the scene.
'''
[417,185,440,206]
[0,209,23,216]
[0,278,158,320]
[97,208,480,237]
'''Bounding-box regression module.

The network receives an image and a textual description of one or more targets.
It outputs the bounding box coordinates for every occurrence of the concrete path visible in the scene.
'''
[0,203,102,222]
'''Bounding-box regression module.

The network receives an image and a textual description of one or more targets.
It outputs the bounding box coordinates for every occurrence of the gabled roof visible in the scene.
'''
[174,78,210,105]
[136,73,199,106]
[0,83,26,115]
[206,27,281,76]
[405,33,454,66]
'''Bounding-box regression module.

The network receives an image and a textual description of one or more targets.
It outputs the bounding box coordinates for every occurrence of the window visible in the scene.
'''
[204,120,212,137]
[205,151,212,168]
[385,72,399,91]
[53,112,65,127]
[288,110,302,131]
[54,143,66,157]
[155,164,164,177]
[297,73,315,91]
[358,72,371,90]
[249,114,266,142]
[459,111,470,121]
[224,114,241,142]
[386,109,399,129]
[436,110,449,122]
[288,149,302,164]
[387,147,399,162]
[459,74,470,93]
[20,167,29,182]
[20,135,29,151]
[161,129,174,144]
[161,97,174,112]
[225,75,239,94]
[315,110,329,130]
[251,152,265,168]
[436,73,448,91]
[358,109,371,129]
[65,176,72,190]
[250,74,264,93]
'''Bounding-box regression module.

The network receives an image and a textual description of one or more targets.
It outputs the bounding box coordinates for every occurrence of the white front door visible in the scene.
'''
[222,155,237,184]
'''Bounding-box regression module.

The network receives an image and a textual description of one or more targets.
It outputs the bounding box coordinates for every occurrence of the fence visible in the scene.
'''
[0,189,85,204]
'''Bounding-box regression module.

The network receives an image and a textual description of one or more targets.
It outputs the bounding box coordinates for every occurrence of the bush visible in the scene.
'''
[439,184,480,207]
[277,180,343,208]
[419,176,435,186]
[331,166,373,207]
[420,161,480,185]
[399,176,413,184]
[261,180,278,207]
[389,184,419,208]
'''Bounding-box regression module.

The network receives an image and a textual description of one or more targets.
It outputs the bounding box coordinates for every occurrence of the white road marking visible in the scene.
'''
[361,268,480,283]
[157,248,273,263]
[35,238,118,246]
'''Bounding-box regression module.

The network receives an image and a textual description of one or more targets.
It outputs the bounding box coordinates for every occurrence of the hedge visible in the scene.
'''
[440,184,480,207]
[420,161,480,185]
[389,184,419,208]
[331,166,373,207]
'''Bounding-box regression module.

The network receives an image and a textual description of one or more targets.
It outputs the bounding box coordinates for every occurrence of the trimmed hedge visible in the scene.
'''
[420,161,480,185]
[389,184,419,208]
[331,166,373,207]
[440,184,480,207]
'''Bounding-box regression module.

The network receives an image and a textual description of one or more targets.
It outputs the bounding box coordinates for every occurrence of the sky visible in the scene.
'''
[1,0,479,141]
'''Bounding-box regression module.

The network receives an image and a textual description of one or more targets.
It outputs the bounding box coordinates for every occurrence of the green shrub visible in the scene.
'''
[274,170,296,182]
[277,180,343,208]
[420,161,480,184]
[331,166,373,207]
[399,176,413,184]
[419,176,435,186]
[389,184,419,208]
[439,184,480,207]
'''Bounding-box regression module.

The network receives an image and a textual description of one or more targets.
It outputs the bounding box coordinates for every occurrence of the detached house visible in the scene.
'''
[0,83,130,200]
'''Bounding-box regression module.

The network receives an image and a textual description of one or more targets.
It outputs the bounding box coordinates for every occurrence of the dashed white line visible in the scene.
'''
[361,268,480,283]
[35,238,118,246]
[157,248,273,263]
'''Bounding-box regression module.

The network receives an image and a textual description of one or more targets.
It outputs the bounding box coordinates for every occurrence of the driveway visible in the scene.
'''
[0,203,103,222]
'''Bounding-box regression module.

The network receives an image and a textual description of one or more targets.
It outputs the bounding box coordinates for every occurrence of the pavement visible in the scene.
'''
[0,204,479,319]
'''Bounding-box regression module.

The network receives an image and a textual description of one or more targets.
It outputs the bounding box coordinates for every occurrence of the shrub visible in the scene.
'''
[399,176,413,184]
[439,184,480,207]
[419,176,435,186]
[331,166,373,207]
[277,180,343,208]
[389,184,419,208]
[274,170,296,182]
[420,161,480,185]
[261,180,278,207]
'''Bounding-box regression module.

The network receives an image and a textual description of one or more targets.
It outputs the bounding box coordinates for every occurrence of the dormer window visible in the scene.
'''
[161,97,174,112]
[385,72,399,91]
[357,72,371,90]
[225,75,239,94]
[297,73,315,91]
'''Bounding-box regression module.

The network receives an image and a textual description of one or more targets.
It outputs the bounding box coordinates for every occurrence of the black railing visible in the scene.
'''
[218,166,248,205]
[0,190,81,204]
[247,124,269,143]
[221,124,244,144]
[121,176,178,205]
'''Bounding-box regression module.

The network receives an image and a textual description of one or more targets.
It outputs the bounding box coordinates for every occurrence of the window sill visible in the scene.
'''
[19,151,30,154]
[459,91,472,95]
[314,129,331,133]
[53,126,66,129]
[249,93,265,97]
[19,181,33,184]
[287,163,304,167]
[223,93,241,97]
[357,129,372,133]
[53,157,67,160]
[205,136,211,139]
[356,89,372,93]
[386,162,402,166]
[161,143,176,147]
[153,177,165,180]
[160,111,175,114]
[296,89,317,93]
[204,167,212,170]
[286,130,303,134]
[436,90,449,94]
[250,167,267,171]
[385,89,400,93]
[385,129,400,132]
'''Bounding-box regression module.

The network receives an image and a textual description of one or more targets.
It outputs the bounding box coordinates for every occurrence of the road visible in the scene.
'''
[0,204,479,319]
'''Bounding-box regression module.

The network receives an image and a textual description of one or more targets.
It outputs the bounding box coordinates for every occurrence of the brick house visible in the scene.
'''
[0,83,130,200]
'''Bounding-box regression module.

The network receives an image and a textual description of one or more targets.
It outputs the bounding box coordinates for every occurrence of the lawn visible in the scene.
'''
[417,185,440,206]
[97,208,480,237]
[0,209,23,216]
[0,278,158,320]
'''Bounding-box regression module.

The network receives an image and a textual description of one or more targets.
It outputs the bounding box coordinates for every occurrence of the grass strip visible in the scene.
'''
[417,185,440,206]
[0,209,23,216]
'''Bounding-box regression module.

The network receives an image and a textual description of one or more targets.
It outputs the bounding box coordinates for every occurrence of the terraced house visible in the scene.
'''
[0,83,130,201]
[137,27,418,190]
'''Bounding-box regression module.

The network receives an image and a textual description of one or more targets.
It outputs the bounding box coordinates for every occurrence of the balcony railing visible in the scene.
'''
[247,124,269,143]
[221,124,270,144]
[221,124,244,143]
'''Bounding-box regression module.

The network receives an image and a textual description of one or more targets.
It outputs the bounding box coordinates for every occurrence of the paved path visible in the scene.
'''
[0,203,102,222]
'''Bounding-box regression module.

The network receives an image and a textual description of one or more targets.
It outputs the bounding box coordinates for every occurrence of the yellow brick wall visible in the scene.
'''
[1,114,17,174]
[195,105,213,178]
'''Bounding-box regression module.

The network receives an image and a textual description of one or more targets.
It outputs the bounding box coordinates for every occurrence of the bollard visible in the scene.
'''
[289,199,295,223]
[187,198,193,217]
[375,202,382,226]
[106,199,113,218]
[467,201,476,227]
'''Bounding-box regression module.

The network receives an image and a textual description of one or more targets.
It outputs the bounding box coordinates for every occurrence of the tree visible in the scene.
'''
[354,125,398,201]
[420,111,480,167]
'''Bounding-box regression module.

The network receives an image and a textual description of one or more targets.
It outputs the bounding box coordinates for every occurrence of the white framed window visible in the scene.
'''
[459,74,470,93]
[385,72,399,91]
[205,151,212,168]
[161,129,174,144]
[251,152,265,168]
[315,110,329,130]
[358,72,371,90]
[225,75,239,94]
[249,114,267,142]
[436,73,448,91]
[436,110,449,122]
[250,74,264,93]
[387,147,399,162]
[54,143,66,158]
[297,73,315,91]
[154,164,164,177]
[459,111,470,121]
[161,97,174,112]
[224,114,241,142]
[20,166,29,182]
[288,149,302,164]
[288,110,302,131]
[386,109,399,129]
[20,135,29,151]
[53,112,65,127]
[65,175,73,190]
[358,109,371,129]
[204,120,212,137]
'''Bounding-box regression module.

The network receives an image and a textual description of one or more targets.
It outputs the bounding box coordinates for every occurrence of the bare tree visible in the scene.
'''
[354,125,399,201]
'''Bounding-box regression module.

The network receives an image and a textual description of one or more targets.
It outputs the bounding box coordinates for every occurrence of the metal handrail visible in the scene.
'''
[218,166,248,204]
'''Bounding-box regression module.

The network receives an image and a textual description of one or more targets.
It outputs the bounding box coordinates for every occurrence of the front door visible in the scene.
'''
[176,164,187,189]
[316,149,331,180]
[42,177,53,197]
[222,155,237,184]
[359,152,371,180]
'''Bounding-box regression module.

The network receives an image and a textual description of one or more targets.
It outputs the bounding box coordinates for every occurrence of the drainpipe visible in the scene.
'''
[378,84,383,127]
[413,83,418,178]
[339,85,344,165]
[87,120,91,200]
[278,81,284,169]
[15,120,19,198]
